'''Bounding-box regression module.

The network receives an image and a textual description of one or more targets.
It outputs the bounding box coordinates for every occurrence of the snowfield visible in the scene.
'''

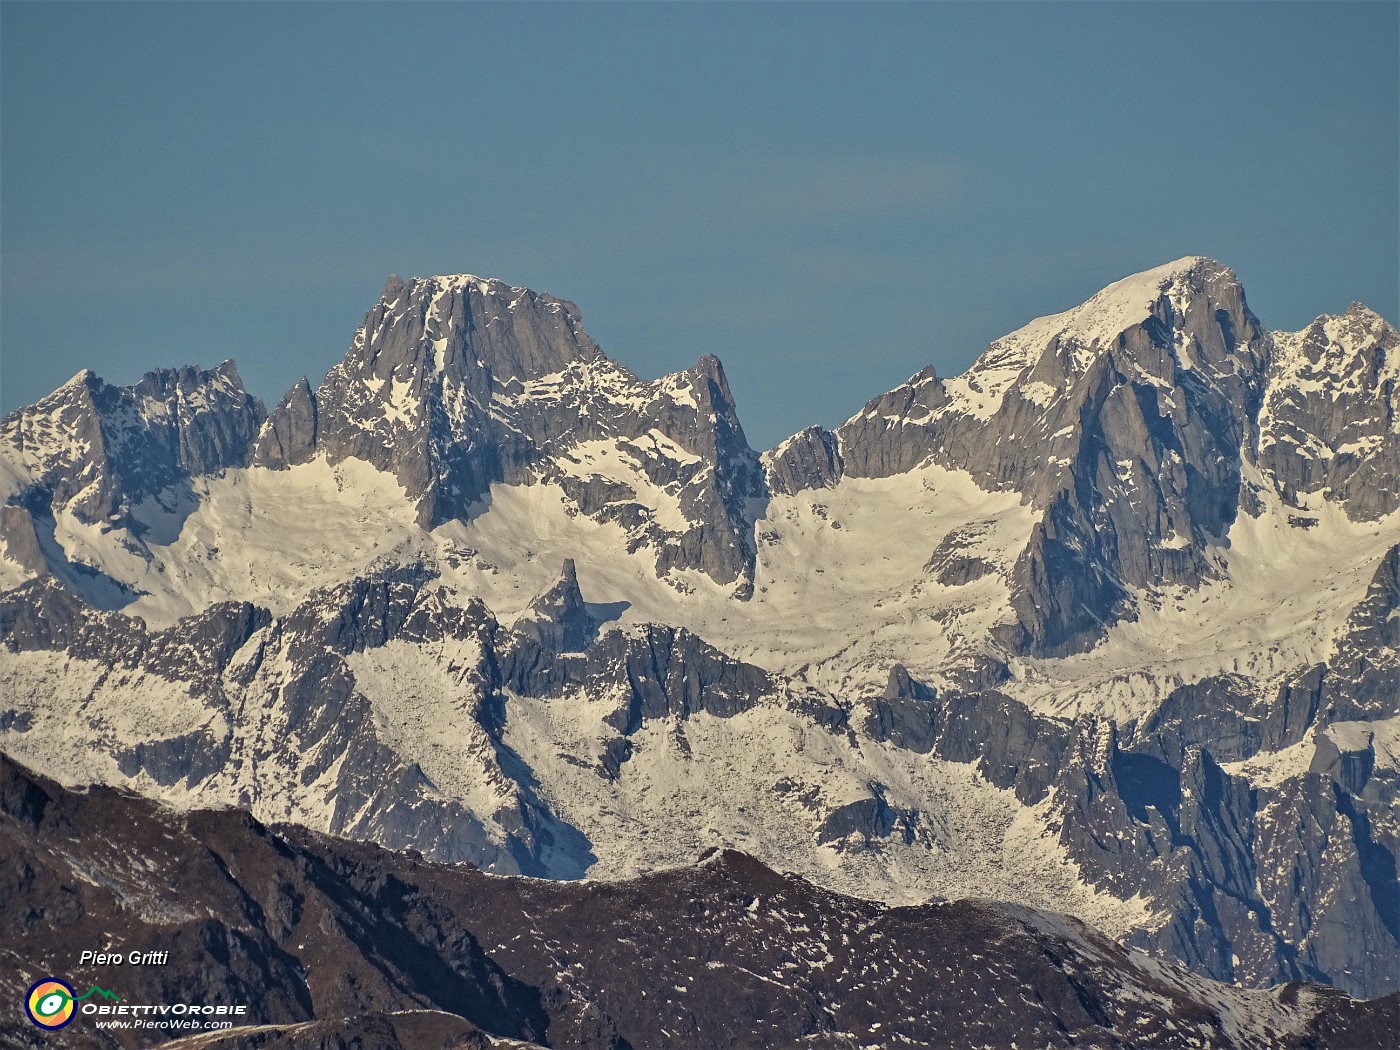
[11,449,1396,728]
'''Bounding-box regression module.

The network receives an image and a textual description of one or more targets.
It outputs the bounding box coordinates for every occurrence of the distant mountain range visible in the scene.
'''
[2,257,1396,1022]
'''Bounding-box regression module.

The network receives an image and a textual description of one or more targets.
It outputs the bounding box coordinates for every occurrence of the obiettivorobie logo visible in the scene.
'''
[25,979,120,1029]
[23,976,247,1033]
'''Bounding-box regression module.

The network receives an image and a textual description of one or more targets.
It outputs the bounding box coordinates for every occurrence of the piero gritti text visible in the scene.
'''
[79,949,170,966]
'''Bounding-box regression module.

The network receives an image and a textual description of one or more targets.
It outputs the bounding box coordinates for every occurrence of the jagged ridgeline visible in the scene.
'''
[1,258,1397,1002]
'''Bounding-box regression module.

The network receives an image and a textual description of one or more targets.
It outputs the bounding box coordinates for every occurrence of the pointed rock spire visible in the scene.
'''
[253,376,318,469]
[513,558,594,652]
[883,663,935,702]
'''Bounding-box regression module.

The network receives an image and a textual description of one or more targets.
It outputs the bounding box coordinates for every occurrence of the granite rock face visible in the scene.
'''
[770,258,1273,655]
[764,424,843,495]
[0,362,264,528]
[1318,543,1400,722]
[0,505,45,575]
[1255,303,1399,520]
[253,275,764,592]
[1047,721,1400,999]
[511,559,594,653]
[252,375,318,468]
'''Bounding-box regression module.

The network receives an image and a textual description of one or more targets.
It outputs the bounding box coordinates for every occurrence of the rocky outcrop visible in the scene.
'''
[252,375,319,468]
[511,559,594,653]
[252,275,764,591]
[863,667,1070,805]
[763,424,843,495]
[816,783,921,848]
[1255,303,1400,520]
[1317,543,1400,721]
[883,662,935,703]
[0,505,45,575]
[500,620,772,736]
[0,362,264,526]
[832,365,950,479]
[924,522,998,585]
[1044,715,1400,999]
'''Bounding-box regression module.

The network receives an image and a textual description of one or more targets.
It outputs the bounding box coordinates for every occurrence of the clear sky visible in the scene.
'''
[3,1,1396,451]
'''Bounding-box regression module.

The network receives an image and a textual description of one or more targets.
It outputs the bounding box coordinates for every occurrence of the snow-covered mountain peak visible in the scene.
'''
[937,257,1247,424]
[393,271,584,317]
[4,361,256,464]
[990,257,1232,367]
[350,270,598,386]
[127,360,255,421]
[249,271,764,585]
[1267,302,1398,407]
[1061,254,1233,328]
[789,255,1273,655]
[56,366,98,392]
[1340,299,1391,325]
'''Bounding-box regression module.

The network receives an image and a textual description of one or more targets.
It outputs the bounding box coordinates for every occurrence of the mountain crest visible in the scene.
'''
[1,361,264,527]
[1254,298,1400,519]
[351,270,599,385]
[1008,255,1230,351]
[2,257,1399,1008]
[5,257,1390,655]
[943,256,1253,418]
[772,255,1270,654]
[251,272,764,589]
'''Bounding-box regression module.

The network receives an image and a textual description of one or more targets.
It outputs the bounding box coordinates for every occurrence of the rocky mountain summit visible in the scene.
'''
[0,361,264,529]
[254,274,763,591]
[1256,301,1400,520]
[4,755,1394,1050]
[1,257,1397,1007]
[771,257,1317,655]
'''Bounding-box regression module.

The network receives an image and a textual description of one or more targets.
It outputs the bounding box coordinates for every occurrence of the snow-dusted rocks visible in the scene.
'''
[1256,302,1400,520]
[0,360,265,586]
[511,558,594,652]
[763,424,843,495]
[2,258,1398,1001]
[0,362,265,609]
[771,257,1274,656]
[253,274,764,592]
[1,362,264,523]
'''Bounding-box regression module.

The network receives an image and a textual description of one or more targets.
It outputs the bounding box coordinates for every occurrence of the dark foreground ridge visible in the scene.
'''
[1,755,1393,1050]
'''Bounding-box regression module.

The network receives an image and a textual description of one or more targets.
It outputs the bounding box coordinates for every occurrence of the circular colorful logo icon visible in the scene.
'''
[26,979,76,1029]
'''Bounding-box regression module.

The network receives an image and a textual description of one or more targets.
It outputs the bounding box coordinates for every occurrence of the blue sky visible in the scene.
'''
[3,1,1396,450]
